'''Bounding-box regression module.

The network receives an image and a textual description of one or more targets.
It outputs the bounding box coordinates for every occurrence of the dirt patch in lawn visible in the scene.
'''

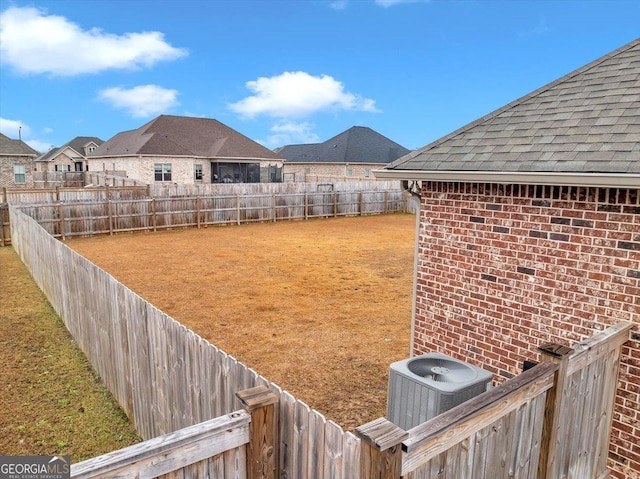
[67,214,415,431]
[0,247,140,461]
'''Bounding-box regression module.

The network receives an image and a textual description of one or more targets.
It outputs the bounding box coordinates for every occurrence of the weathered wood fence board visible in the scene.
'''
[71,411,251,479]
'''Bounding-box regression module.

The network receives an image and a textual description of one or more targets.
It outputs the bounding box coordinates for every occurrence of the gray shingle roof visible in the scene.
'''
[0,133,39,156]
[36,136,103,162]
[277,126,410,164]
[91,115,283,160]
[387,38,640,174]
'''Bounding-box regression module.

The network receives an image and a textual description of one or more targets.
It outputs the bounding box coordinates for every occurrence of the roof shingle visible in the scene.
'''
[91,115,282,160]
[387,38,640,174]
[277,126,410,164]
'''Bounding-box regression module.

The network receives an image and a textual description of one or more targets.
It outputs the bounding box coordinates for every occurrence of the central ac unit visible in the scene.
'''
[387,352,493,430]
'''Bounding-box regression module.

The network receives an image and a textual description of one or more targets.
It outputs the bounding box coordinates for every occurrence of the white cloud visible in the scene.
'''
[25,138,53,153]
[520,15,549,37]
[97,85,180,118]
[328,0,348,10]
[0,117,52,153]
[0,6,187,76]
[229,71,378,119]
[0,117,30,139]
[263,121,320,149]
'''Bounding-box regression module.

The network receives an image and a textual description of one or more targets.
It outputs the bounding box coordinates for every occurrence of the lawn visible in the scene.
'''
[0,247,140,461]
[68,213,416,430]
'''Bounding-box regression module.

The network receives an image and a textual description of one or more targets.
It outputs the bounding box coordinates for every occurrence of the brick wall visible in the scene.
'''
[87,156,281,184]
[413,181,640,479]
[0,157,34,189]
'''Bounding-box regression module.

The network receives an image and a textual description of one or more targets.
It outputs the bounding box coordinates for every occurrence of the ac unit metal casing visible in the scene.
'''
[387,352,493,430]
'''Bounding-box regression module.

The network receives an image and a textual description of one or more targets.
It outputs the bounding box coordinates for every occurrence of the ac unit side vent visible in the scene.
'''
[387,352,493,430]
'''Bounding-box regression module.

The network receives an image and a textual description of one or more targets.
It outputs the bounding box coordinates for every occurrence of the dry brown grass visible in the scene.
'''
[67,213,415,431]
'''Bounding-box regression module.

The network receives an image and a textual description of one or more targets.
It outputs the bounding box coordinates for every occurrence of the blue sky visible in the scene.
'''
[0,0,638,154]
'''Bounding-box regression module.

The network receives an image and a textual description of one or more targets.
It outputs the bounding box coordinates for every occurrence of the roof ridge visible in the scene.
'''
[388,37,640,169]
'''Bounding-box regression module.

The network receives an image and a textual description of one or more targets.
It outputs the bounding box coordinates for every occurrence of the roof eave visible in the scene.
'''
[372,169,640,188]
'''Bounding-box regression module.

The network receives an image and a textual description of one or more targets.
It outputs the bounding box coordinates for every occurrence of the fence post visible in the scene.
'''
[272,194,276,223]
[58,202,66,240]
[333,191,337,217]
[304,192,308,220]
[384,191,388,213]
[2,187,6,203]
[237,195,241,225]
[236,385,279,479]
[0,206,5,247]
[196,196,201,228]
[151,198,157,232]
[356,418,407,479]
[107,200,114,236]
[358,191,363,216]
[537,342,573,479]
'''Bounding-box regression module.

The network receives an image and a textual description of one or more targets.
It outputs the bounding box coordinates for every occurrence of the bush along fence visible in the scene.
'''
[9,205,633,479]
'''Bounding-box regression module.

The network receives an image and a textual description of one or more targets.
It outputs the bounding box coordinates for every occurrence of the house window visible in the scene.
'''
[154,163,172,182]
[14,164,25,184]
[55,164,71,172]
[194,164,203,181]
[212,162,259,183]
[364,169,370,177]
[269,165,282,182]
[346,168,353,177]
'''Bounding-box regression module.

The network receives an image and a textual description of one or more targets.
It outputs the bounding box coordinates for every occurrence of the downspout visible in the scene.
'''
[402,180,421,358]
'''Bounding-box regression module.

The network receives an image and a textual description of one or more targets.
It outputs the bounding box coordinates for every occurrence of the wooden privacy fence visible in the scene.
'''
[399,322,632,479]
[1,185,150,205]
[68,326,631,479]
[9,206,361,479]
[33,171,85,188]
[16,190,407,240]
[9,206,632,479]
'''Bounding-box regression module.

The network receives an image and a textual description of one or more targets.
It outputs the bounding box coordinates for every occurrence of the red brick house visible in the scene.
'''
[376,39,640,478]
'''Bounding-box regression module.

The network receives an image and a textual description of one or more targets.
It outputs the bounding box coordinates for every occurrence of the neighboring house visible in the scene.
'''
[376,38,640,478]
[0,132,39,189]
[275,126,410,180]
[87,115,284,184]
[35,136,103,173]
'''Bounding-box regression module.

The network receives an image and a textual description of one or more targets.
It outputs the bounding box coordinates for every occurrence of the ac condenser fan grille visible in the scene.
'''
[407,357,479,383]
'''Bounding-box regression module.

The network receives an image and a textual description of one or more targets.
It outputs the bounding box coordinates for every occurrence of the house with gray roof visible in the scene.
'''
[275,126,410,180]
[376,38,639,478]
[35,136,103,173]
[88,115,284,184]
[0,132,40,189]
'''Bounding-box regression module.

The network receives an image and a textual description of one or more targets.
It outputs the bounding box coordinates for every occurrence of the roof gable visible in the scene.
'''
[0,133,39,156]
[278,126,410,164]
[387,38,640,174]
[92,115,282,160]
[37,136,104,162]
